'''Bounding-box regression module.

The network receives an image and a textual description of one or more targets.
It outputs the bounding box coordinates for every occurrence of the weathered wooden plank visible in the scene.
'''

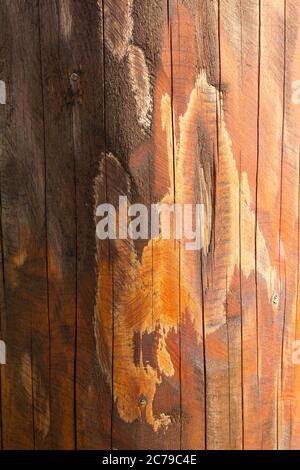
[0,132,5,451]
[63,0,109,450]
[256,0,285,449]
[279,0,300,450]
[203,0,243,449]
[195,0,233,450]
[148,0,181,448]
[95,0,182,449]
[39,0,77,449]
[0,0,50,449]
[168,0,218,450]
[0,25,6,451]
[64,0,110,450]
[39,0,110,449]
[219,0,260,449]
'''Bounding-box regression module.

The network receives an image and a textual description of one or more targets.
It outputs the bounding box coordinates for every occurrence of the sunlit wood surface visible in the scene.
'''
[0,0,300,450]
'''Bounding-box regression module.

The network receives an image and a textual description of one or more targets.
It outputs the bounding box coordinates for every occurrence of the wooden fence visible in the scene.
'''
[0,0,300,450]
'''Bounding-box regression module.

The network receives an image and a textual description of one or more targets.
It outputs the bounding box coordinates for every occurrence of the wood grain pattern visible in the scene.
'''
[1,0,300,450]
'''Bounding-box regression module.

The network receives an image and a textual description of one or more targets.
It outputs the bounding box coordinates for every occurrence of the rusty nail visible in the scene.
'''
[70,72,79,81]
[272,293,279,305]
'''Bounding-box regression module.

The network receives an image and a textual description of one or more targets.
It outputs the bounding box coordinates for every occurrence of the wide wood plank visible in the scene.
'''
[96,0,181,450]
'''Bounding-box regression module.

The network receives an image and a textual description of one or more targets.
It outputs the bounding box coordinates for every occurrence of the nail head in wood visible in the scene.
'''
[272,293,279,305]
[138,395,147,407]
[70,72,79,82]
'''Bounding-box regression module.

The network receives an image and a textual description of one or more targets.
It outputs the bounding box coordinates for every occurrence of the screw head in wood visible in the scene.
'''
[272,293,279,305]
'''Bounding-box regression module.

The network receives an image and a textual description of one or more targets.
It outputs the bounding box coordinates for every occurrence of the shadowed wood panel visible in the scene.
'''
[0,0,50,449]
[39,0,78,448]
[39,0,110,449]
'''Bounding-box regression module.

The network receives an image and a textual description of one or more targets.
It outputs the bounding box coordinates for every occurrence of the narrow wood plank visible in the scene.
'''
[64,0,110,450]
[0,142,5,451]
[39,0,112,450]
[39,0,77,449]
[217,0,243,449]
[198,0,233,449]
[0,0,50,449]
[219,0,260,449]
[280,0,300,450]
[169,0,220,450]
[149,0,181,448]
[0,32,6,450]
[256,0,285,449]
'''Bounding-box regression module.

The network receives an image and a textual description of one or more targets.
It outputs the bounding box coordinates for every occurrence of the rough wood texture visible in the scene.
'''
[1,0,300,450]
